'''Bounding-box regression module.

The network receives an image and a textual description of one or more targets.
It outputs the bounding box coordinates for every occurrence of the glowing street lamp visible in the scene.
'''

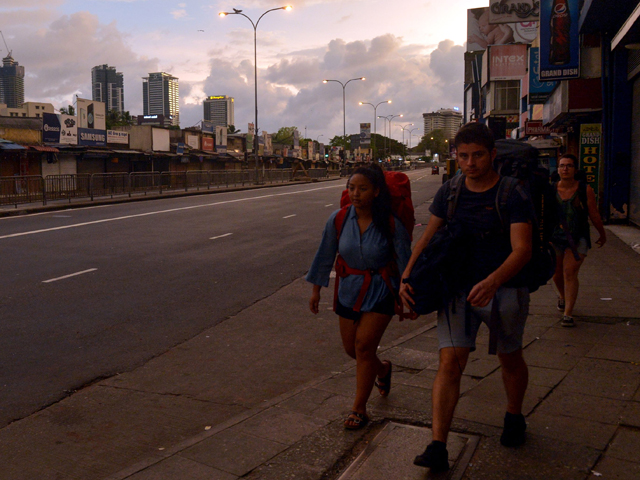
[219,5,292,182]
[322,77,365,141]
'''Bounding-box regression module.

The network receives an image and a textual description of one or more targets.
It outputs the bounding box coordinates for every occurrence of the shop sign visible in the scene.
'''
[579,123,602,200]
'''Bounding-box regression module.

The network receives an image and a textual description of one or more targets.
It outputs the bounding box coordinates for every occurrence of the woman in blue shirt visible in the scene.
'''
[307,164,411,430]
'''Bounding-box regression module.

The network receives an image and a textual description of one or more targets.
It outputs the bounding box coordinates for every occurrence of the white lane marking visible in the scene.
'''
[325,204,333,207]
[0,184,342,240]
[283,214,297,219]
[210,233,233,240]
[43,268,98,284]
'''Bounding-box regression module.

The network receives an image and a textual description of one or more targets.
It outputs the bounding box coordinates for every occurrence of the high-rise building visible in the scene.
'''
[423,108,463,140]
[203,95,234,128]
[142,72,179,127]
[0,55,25,109]
[92,64,124,114]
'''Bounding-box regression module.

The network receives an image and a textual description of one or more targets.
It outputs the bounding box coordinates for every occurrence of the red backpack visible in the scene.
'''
[333,171,416,320]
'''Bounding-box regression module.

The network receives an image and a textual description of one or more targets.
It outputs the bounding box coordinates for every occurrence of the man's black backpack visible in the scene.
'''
[491,139,557,292]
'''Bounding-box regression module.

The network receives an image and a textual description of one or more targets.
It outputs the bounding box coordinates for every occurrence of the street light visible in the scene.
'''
[322,77,365,145]
[377,114,403,159]
[359,100,391,161]
[398,123,414,160]
[316,134,324,142]
[358,100,391,137]
[220,5,292,183]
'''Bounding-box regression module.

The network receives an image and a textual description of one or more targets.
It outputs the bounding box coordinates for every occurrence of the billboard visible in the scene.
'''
[247,123,254,152]
[489,0,540,24]
[42,112,77,145]
[529,47,557,103]
[107,130,129,145]
[202,120,215,134]
[78,128,107,147]
[202,137,214,151]
[360,123,371,147]
[467,7,537,52]
[215,126,227,153]
[76,98,106,130]
[263,132,272,155]
[489,44,527,80]
[539,0,580,81]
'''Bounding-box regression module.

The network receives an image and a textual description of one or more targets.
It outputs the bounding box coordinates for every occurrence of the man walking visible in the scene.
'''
[399,123,533,472]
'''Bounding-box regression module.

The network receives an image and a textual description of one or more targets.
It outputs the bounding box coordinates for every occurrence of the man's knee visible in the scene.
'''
[498,349,527,374]
[438,348,469,379]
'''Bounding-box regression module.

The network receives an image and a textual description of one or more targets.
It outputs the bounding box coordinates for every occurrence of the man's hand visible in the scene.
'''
[399,279,415,310]
[467,277,499,307]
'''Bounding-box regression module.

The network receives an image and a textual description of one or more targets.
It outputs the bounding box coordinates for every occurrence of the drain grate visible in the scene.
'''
[337,422,479,480]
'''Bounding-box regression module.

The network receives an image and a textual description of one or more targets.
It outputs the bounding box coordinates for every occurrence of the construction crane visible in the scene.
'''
[0,31,12,57]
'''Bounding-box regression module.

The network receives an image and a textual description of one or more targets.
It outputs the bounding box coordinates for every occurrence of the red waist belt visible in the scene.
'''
[333,255,397,313]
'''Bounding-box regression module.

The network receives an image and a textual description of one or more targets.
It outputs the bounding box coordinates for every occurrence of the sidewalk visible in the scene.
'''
[2,206,640,479]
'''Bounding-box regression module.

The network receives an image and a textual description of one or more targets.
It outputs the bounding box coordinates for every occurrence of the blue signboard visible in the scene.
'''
[42,113,62,143]
[539,0,580,81]
[529,47,557,103]
[78,128,107,147]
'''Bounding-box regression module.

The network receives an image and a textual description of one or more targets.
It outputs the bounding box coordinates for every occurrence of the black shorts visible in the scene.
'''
[335,293,396,321]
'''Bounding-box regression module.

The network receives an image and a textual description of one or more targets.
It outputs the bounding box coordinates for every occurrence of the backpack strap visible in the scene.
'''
[334,206,350,241]
[495,176,520,232]
[446,174,465,222]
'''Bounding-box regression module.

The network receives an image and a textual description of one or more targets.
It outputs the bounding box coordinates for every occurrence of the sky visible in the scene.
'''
[1,0,481,143]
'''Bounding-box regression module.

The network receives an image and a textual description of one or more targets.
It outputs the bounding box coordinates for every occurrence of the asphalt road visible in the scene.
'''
[0,169,442,427]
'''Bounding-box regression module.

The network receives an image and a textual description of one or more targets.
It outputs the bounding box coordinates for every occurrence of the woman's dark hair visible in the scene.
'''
[348,164,393,241]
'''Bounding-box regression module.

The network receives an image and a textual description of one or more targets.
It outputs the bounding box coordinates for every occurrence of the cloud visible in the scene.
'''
[171,9,188,19]
[189,33,464,140]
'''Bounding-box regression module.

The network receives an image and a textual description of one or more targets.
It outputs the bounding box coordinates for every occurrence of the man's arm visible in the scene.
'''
[467,221,532,307]
[399,214,446,308]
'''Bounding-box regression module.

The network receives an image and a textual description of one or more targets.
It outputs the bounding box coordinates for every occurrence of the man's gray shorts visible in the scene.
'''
[437,286,530,354]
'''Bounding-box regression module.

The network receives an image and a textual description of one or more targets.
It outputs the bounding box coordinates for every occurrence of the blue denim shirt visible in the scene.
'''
[306,206,412,311]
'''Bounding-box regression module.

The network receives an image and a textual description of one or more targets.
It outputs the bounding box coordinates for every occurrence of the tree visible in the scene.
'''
[414,129,449,159]
[105,110,135,130]
[329,135,350,150]
[59,105,75,116]
[272,126,297,145]
[227,124,240,134]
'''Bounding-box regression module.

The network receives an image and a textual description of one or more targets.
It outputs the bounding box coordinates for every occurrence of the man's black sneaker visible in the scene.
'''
[500,412,526,447]
[413,441,449,472]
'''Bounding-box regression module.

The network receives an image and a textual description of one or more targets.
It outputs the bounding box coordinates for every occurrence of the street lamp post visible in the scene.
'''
[220,5,292,183]
[377,114,403,159]
[407,127,419,158]
[398,123,414,161]
[322,77,365,163]
[359,100,391,160]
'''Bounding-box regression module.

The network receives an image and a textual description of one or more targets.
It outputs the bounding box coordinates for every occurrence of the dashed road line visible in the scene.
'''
[42,268,98,284]
[210,233,233,240]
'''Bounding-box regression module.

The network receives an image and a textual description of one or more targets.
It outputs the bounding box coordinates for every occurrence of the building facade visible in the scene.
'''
[422,108,462,140]
[92,64,124,114]
[203,95,234,128]
[142,72,179,127]
[0,55,25,109]
[0,102,54,118]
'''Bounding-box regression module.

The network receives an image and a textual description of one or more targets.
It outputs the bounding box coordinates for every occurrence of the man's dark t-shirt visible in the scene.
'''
[429,177,533,288]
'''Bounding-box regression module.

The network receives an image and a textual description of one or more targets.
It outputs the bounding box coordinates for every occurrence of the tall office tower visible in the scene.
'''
[203,95,234,128]
[92,64,124,114]
[142,72,179,127]
[422,108,463,140]
[0,55,25,109]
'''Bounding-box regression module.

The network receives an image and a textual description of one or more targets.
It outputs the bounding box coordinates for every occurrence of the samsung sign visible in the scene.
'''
[78,128,107,147]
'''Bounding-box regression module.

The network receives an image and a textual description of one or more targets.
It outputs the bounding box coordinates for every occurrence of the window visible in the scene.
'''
[35,105,40,109]
[493,80,520,112]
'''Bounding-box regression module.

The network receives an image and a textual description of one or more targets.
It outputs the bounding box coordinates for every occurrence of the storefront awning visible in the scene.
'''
[0,139,27,150]
[30,145,59,153]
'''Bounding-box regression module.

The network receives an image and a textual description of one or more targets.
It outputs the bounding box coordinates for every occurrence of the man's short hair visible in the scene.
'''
[559,153,578,166]
[454,122,495,152]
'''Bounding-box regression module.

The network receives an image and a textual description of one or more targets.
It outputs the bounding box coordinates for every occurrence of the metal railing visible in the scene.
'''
[0,168,329,208]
